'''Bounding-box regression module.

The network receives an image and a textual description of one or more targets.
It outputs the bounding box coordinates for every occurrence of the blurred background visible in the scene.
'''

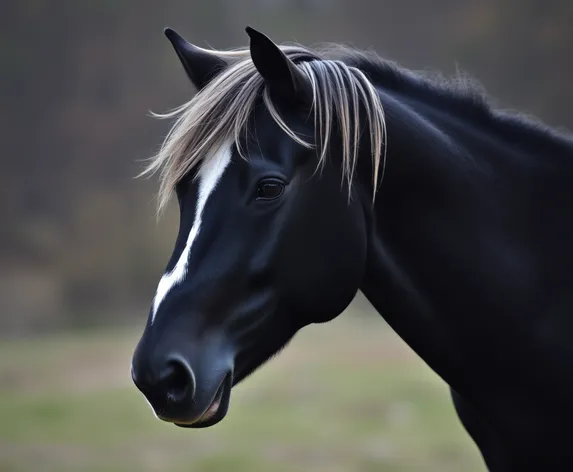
[1,1,571,471]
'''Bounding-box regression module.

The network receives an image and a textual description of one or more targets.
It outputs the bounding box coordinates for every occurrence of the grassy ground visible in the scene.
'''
[0,308,485,472]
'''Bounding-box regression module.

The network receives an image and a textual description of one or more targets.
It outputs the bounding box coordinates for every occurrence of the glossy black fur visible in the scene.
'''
[132,27,573,470]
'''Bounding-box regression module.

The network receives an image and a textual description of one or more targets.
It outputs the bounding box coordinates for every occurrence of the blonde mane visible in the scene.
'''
[140,44,387,215]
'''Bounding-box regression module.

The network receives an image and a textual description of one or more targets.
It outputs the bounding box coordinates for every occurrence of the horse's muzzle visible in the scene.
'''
[131,326,235,426]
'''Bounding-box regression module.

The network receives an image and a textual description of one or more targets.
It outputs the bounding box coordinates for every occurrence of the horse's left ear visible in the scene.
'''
[246,26,312,106]
[164,27,228,90]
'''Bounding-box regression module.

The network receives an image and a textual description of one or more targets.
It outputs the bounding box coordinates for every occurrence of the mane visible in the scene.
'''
[140,44,386,215]
[338,46,573,151]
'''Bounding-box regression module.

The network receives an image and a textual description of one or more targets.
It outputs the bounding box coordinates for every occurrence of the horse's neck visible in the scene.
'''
[355,90,469,385]
[356,85,573,389]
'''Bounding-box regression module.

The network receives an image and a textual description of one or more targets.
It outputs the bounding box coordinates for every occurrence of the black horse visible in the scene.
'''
[131,26,573,471]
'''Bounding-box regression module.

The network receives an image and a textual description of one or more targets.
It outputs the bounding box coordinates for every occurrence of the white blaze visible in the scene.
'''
[150,144,233,324]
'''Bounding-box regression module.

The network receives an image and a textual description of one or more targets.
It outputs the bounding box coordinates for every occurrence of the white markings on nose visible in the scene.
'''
[150,143,233,324]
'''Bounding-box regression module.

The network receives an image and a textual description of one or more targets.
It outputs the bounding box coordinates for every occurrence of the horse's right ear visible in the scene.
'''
[164,28,228,90]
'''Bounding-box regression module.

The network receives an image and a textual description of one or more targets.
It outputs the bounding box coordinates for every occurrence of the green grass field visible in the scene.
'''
[0,309,485,472]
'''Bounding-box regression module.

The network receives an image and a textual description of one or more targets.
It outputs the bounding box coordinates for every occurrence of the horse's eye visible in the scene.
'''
[256,180,284,201]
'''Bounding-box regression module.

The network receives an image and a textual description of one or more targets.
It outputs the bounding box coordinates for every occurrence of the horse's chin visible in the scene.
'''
[173,332,297,429]
[173,372,233,429]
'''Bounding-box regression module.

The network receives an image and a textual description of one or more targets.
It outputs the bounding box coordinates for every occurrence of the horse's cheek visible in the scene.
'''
[278,202,366,324]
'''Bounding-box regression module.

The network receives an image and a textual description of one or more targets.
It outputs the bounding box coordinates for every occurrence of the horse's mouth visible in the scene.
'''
[174,372,232,428]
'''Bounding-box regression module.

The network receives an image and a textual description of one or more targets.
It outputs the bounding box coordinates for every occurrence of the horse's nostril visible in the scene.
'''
[161,355,196,403]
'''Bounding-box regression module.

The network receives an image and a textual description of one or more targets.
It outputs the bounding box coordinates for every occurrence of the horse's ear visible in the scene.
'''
[164,27,228,90]
[245,26,312,106]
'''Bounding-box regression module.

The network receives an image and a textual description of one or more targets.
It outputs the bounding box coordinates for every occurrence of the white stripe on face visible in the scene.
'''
[150,144,233,324]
